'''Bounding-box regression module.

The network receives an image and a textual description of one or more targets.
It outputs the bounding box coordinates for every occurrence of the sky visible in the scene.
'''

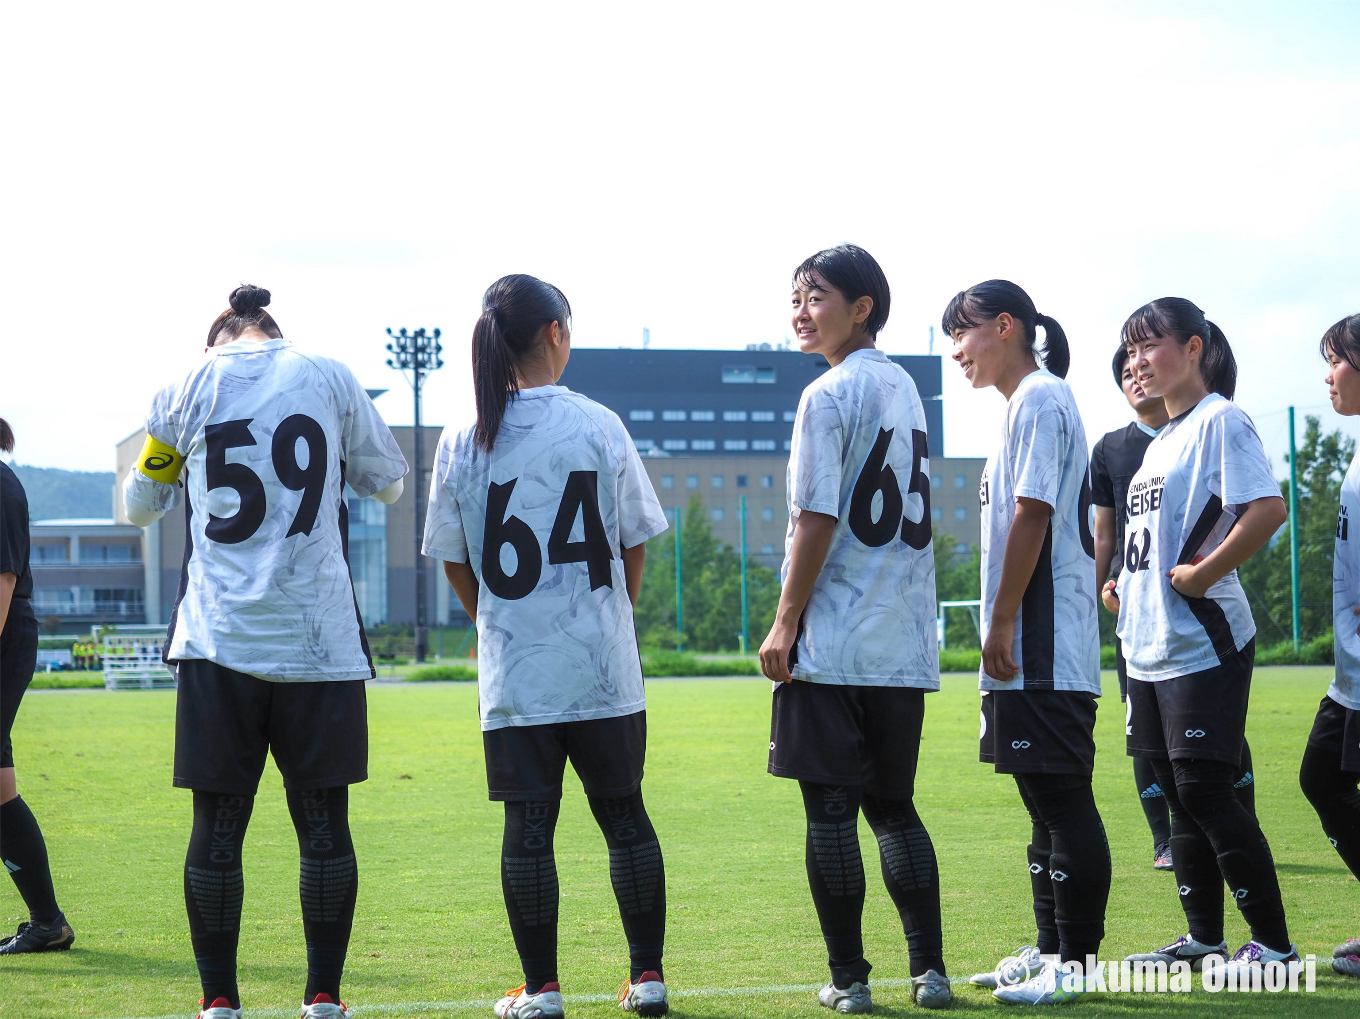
[1,0,1357,476]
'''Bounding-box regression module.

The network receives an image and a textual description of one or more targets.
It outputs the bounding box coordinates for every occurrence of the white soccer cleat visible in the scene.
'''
[196,1000,243,1019]
[1124,933,1226,971]
[909,969,952,1009]
[969,945,1042,988]
[617,971,668,1016]
[1222,940,1299,981]
[300,993,351,1018]
[818,981,872,1014]
[495,983,564,1019]
[991,958,1090,1006]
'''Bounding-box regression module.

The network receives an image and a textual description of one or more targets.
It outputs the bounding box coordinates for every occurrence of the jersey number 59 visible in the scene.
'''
[204,415,328,544]
[483,471,613,600]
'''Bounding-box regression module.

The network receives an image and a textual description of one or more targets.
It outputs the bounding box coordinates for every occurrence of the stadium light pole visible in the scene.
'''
[1288,405,1301,650]
[674,507,683,652]
[739,495,749,654]
[386,326,443,663]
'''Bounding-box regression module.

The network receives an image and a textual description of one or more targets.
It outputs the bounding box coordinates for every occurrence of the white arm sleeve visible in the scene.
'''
[372,477,404,505]
[123,469,179,528]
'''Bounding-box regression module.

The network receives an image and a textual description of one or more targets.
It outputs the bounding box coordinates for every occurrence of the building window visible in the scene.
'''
[783,439,791,451]
[634,438,656,451]
[662,410,686,421]
[712,507,725,521]
[81,544,137,562]
[954,475,966,488]
[761,475,774,488]
[751,410,775,422]
[629,409,655,421]
[736,475,748,488]
[761,507,775,521]
[723,439,749,451]
[712,475,724,488]
[756,366,776,384]
[931,474,942,488]
[723,410,748,422]
[661,475,675,488]
[751,439,776,451]
[783,410,797,422]
[691,438,716,451]
[662,439,687,451]
[722,364,756,384]
[32,544,68,563]
[954,507,967,520]
[686,475,699,488]
[762,543,776,554]
[691,409,715,421]
[931,507,943,521]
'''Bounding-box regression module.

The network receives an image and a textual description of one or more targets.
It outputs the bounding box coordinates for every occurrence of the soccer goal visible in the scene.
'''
[936,599,982,650]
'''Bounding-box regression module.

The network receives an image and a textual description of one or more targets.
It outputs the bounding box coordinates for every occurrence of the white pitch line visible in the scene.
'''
[94,977,939,1019]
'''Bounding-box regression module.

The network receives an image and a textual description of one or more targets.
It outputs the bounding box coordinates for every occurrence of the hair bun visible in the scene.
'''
[229,284,271,315]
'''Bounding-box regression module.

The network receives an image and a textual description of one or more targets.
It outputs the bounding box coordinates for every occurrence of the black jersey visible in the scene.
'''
[0,461,33,601]
[1090,422,1158,578]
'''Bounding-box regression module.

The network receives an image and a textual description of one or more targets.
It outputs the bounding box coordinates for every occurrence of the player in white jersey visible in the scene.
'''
[945,280,1108,1006]
[1300,313,1360,977]
[423,275,671,1019]
[759,245,950,1013]
[122,287,408,1019]
[1106,298,1294,979]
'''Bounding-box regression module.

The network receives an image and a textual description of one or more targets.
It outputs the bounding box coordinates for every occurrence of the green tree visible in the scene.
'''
[935,539,982,648]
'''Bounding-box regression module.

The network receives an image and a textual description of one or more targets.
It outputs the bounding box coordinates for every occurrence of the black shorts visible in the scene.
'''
[483,711,646,801]
[1,603,38,770]
[1115,637,1128,702]
[173,659,368,795]
[1126,640,1254,766]
[768,680,926,798]
[979,688,1098,776]
[1307,695,1360,773]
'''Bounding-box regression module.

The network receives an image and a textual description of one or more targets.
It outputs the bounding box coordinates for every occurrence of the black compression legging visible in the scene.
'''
[1134,740,1255,848]
[1299,744,1360,879]
[501,791,665,993]
[799,782,944,987]
[1013,773,1111,965]
[1150,757,1289,952]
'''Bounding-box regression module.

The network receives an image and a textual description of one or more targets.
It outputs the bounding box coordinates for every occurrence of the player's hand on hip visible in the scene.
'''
[1101,579,1121,614]
[982,620,1019,681]
[759,619,797,684]
[1167,563,1211,599]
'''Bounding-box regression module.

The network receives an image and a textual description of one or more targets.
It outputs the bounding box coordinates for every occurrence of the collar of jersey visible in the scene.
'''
[210,336,291,356]
[513,383,569,400]
[840,347,890,365]
[1135,420,1163,438]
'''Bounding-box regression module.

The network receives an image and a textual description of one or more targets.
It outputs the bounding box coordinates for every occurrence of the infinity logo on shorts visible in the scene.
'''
[1011,740,1031,749]
[1185,729,1206,738]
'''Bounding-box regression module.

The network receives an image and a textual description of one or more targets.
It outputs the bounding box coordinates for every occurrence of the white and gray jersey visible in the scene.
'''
[784,348,939,688]
[1329,451,1360,710]
[422,385,668,731]
[123,337,408,681]
[978,369,1100,693]
[1116,394,1282,682]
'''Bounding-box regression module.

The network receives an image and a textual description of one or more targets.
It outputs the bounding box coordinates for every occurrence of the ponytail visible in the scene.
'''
[471,274,572,452]
[941,280,1069,378]
[1121,297,1236,399]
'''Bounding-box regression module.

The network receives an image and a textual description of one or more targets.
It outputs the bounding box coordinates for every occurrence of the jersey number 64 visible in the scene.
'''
[482,471,613,600]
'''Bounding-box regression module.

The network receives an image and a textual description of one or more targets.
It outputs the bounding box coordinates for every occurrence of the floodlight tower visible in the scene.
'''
[386,326,443,663]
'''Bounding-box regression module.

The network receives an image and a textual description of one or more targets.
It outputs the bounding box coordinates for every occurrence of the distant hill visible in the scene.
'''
[8,464,115,522]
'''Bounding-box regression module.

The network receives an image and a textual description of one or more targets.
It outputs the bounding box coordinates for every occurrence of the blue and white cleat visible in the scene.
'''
[818,981,872,1014]
[991,959,1089,1005]
[617,971,668,1016]
[969,945,1042,988]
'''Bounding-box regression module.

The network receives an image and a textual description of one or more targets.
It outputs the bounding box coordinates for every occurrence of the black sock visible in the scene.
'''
[0,796,61,924]
[861,793,944,977]
[588,791,666,982]
[1013,778,1057,956]
[1150,757,1223,945]
[1016,773,1110,964]
[1300,743,1360,879]
[1132,754,1172,849]
[186,791,254,1010]
[799,782,869,989]
[1234,739,1256,818]
[287,787,358,1006]
[1170,758,1290,953]
[502,800,561,994]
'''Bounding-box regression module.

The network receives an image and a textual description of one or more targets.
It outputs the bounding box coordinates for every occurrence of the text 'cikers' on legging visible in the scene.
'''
[1299,744,1360,879]
[1149,756,1290,953]
[1134,740,1255,849]
[185,788,358,1009]
[798,782,944,987]
[501,791,665,994]
[1013,773,1111,965]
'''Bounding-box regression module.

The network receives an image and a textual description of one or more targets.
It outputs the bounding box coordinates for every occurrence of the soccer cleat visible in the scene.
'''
[1222,940,1299,981]
[617,971,668,1016]
[991,959,1088,1005]
[1152,842,1173,871]
[909,969,952,1009]
[196,1000,243,1019]
[495,983,564,1019]
[0,914,75,954]
[1335,937,1360,958]
[301,993,351,1018]
[1333,954,1360,978]
[818,981,872,1014]
[1125,934,1226,971]
[969,945,1042,988]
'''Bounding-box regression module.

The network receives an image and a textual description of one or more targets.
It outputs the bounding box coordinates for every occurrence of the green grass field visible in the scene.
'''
[2,669,1358,1018]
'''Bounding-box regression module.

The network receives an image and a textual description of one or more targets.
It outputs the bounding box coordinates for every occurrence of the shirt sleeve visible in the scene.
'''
[1008,390,1066,508]
[333,362,409,498]
[0,476,27,578]
[790,386,845,517]
[124,384,184,519]
[614,423,668,549]
[422,428,469,563]
[1215,408,1284,509]
[1090,436,1115,507]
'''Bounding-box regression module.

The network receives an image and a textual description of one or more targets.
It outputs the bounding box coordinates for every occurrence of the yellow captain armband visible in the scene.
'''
[136,435,185,484]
